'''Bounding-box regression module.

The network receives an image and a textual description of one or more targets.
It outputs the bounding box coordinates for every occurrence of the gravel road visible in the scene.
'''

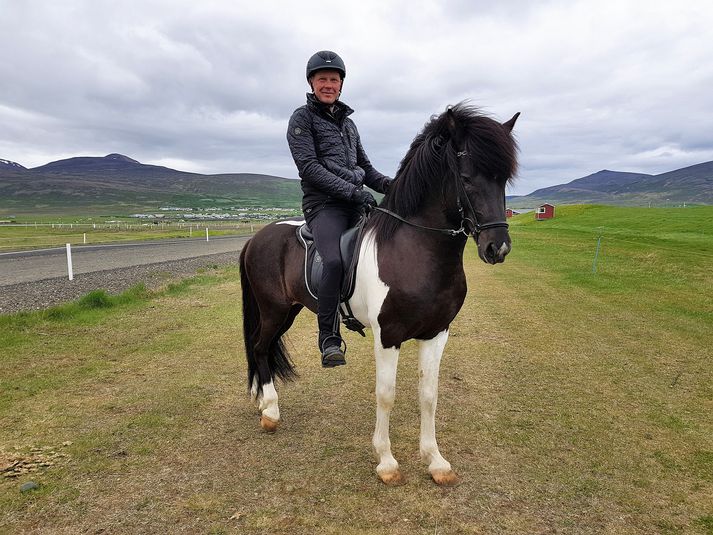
[0,237,250,315]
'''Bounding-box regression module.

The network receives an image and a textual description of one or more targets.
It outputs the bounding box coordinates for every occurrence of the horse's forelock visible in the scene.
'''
[448,103,519,183]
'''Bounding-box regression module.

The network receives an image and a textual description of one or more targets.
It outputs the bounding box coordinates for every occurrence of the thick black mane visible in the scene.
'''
[368,102,518,245]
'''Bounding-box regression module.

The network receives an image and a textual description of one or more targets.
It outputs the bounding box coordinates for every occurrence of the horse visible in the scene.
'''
[239,103,519,486]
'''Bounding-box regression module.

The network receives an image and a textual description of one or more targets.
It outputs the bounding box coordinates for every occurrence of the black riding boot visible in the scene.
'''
[306,204,360,368]
[317,290,346,367]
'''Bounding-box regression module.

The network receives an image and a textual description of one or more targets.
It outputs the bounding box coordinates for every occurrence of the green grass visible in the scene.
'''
[1,205,711,534]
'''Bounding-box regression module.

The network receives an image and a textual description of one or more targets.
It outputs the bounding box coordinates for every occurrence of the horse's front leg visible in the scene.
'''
[372,333,404,485]
[419,330,459,486]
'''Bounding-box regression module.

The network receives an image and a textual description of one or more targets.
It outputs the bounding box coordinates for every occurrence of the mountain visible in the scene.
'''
[508,161,713,207]
[33,153,143,173]
[3,152,712,215]
[0,153,303,214]
[0,158,27,171]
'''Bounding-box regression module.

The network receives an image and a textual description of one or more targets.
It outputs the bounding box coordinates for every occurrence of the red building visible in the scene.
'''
[535,203,555,220]
[506,209,520,218]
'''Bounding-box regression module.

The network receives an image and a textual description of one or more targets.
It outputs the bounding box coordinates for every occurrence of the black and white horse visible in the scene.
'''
[239,103,519,485]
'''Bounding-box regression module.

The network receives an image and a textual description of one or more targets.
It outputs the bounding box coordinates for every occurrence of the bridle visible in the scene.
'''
[373,148,509,242]
[454,149,509,238]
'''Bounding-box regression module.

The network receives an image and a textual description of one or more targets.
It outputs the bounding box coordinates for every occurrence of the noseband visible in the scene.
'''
[373,149,509,242]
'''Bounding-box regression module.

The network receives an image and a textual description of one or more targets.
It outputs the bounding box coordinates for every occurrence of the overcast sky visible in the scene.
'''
[1,0,711,195]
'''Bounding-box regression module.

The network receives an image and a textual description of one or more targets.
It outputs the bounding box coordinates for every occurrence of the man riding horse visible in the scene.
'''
[287,50,392,368]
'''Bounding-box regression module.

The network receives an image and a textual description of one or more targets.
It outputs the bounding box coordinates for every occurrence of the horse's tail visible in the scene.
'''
[240,242,297,398]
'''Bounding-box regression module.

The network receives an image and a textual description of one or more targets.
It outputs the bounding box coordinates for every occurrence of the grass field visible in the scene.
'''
[1,205,711,534]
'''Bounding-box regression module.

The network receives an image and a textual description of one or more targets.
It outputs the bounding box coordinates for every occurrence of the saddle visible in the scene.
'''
[296,218,367,336]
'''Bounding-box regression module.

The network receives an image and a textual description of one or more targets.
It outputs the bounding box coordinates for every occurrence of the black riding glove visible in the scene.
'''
[352,189,377,208]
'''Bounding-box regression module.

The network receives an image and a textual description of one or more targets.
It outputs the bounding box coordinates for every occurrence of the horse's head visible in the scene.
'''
[370,103,519,262]
[446,106,520,265]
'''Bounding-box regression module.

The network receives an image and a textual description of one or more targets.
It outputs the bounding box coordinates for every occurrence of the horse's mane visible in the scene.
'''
[368,102,518,245]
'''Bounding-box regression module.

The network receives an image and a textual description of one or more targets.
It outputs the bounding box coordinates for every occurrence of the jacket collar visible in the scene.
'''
[306,93,354,122]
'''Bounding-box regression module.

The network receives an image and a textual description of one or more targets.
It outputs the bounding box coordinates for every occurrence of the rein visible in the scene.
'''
[372,206,470,237]
[373,149,509,242]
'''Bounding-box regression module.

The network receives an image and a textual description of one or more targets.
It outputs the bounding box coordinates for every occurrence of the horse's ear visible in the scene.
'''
[502,112,520,132]
[446,107,458,137]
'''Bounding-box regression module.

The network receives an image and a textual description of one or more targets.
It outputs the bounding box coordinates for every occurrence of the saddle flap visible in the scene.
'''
[296,219,365,302]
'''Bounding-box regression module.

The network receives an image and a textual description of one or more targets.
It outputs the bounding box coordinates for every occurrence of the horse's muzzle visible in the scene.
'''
[478,235,511,265]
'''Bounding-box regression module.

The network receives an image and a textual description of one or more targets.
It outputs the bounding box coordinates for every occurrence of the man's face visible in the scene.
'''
[310,69,343,104]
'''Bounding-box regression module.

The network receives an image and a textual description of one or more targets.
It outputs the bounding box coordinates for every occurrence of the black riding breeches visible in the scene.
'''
[305,204,362,348]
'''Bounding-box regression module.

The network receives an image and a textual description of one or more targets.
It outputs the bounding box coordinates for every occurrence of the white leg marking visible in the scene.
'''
[349,234,403,479]
[259,381,280,422]
[419,331,453,475]
[373,333,401,478]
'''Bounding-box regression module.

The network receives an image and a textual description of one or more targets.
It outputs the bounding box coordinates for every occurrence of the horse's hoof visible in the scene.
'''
[260,414,279,433]
[378,470,406,486]
[431,469,459,487]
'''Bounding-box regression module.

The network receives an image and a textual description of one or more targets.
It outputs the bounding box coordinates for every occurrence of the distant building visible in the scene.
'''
[535,203,555,220]
[505,209,520,218]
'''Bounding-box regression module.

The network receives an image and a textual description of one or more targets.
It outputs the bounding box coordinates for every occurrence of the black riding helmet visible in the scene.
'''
[306,50,346,81]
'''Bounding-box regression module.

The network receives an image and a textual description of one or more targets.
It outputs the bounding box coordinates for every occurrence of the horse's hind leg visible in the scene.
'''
[252,304,302,432]
[418,330,459,486]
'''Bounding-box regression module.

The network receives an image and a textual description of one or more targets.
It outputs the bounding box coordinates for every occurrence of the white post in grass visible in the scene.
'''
[66,243,74,281]
[591,235,602,274]
[83,233,87,244]
[205,227,209,242]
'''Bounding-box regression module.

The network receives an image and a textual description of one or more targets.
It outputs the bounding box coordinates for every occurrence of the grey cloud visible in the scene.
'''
[2,0,713,195]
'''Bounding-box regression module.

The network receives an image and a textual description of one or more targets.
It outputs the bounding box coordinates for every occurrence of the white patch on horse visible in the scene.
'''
[347,230,391,342]
[259,381,280,422]
[497,242,511,257]
[276,220,305,226]
[346,231,406,480]
[418,330,453,476]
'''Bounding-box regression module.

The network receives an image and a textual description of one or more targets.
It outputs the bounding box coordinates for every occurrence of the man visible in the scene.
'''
[287,50,391,368]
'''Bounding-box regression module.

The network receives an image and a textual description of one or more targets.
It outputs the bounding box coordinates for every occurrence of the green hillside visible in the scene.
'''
[0,154,304,216]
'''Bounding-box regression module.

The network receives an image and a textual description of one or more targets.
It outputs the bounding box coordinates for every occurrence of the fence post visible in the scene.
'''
[83,233,87,244]
[206,227,209,242]
[591,235,602,273]
[66,243,74,281]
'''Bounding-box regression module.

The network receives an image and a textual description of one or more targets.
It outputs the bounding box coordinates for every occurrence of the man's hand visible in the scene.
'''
[352,189,377,208]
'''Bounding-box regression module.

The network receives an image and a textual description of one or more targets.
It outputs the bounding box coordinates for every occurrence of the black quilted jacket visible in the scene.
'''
[287,93,390,213]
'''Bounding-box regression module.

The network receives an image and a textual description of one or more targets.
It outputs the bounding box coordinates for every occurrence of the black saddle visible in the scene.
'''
[296,219,367,335]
